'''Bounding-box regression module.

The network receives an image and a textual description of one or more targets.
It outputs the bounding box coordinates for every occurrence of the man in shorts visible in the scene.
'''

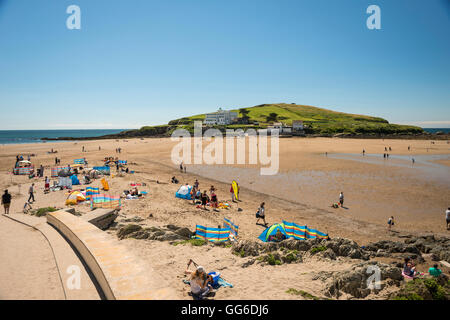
[2,190,12,215]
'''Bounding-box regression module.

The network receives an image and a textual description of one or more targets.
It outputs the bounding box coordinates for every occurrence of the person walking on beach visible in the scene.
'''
[362,149,365,156]
[180,162,184,173]
[28,183,35,203]
[388,216,394,230]
[446,207,450,230]
[339,192,344,207]
[194,179,199,190]
[230,184,235,202]
[2,190,11,215]
[201,191,209,210]
[412,158,415,165]
[256,202,267,226]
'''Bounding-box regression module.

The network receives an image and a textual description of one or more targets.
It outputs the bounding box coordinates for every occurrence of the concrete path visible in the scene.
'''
[0,215,64,299]
[1,213,101,300]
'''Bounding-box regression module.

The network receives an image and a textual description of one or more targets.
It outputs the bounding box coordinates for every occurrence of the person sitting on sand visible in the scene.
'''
[403,258,419,278]
[185,259,213,299]
[273,229,286,242]
[130,187,139,196]
[171,176,179,184]
[256,202,267,226]
[428,264,442,278]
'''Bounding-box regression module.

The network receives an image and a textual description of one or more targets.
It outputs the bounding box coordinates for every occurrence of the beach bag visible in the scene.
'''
[208,272,220,287]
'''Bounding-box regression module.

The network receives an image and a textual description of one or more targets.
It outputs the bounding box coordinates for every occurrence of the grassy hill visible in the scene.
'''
[167,103,423,135]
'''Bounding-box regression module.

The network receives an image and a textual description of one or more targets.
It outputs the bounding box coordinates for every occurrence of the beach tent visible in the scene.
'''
[258,223,288,242]
[223,218,239,237]
[195,225,231,242]
[93,166,110,175]
[232,180,239,201]
[71,175,80,185]
[65,191,86,205]
[58,176,72,189]
[175,185,192,200]
[90,194,121,209]
[101,178,110,191]
[282,221,328,240]
[85,187,100,200]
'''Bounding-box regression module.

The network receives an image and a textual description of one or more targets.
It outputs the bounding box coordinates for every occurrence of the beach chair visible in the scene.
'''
[101,178,110,191]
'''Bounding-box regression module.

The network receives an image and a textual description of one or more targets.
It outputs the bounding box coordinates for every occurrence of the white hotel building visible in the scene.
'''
[204,108,238,125]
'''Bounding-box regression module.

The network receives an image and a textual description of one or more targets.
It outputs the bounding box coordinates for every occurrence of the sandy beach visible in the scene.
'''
[0,137,449,299]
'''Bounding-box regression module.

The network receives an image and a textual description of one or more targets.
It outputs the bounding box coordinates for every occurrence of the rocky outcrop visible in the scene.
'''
[231,237,369,260]
[365,235,450,263]
[117,224,193,241]
[326,261,403,299]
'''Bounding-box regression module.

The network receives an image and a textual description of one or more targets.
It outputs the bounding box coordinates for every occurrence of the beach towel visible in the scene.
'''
[90,194,121,209]
[195,225,230,242]
[182,277,233,290]
[223,218,239,237]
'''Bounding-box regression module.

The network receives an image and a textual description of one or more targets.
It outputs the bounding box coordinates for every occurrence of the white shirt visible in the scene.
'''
[446,210,450,220]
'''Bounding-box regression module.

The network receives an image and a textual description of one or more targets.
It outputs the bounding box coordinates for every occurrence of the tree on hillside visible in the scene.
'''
[266,112,278,123]
[239,108,250,124]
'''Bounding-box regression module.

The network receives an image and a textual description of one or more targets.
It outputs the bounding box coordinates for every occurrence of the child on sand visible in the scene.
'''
[256,202,267,226]
[2,190,11,215]
[388,216,394,230]
[446,207,450,230]
[210,191,218,211]
[201,191,209,210]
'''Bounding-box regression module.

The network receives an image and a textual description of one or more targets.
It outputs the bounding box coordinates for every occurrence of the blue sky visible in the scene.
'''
[0,0,449,129]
